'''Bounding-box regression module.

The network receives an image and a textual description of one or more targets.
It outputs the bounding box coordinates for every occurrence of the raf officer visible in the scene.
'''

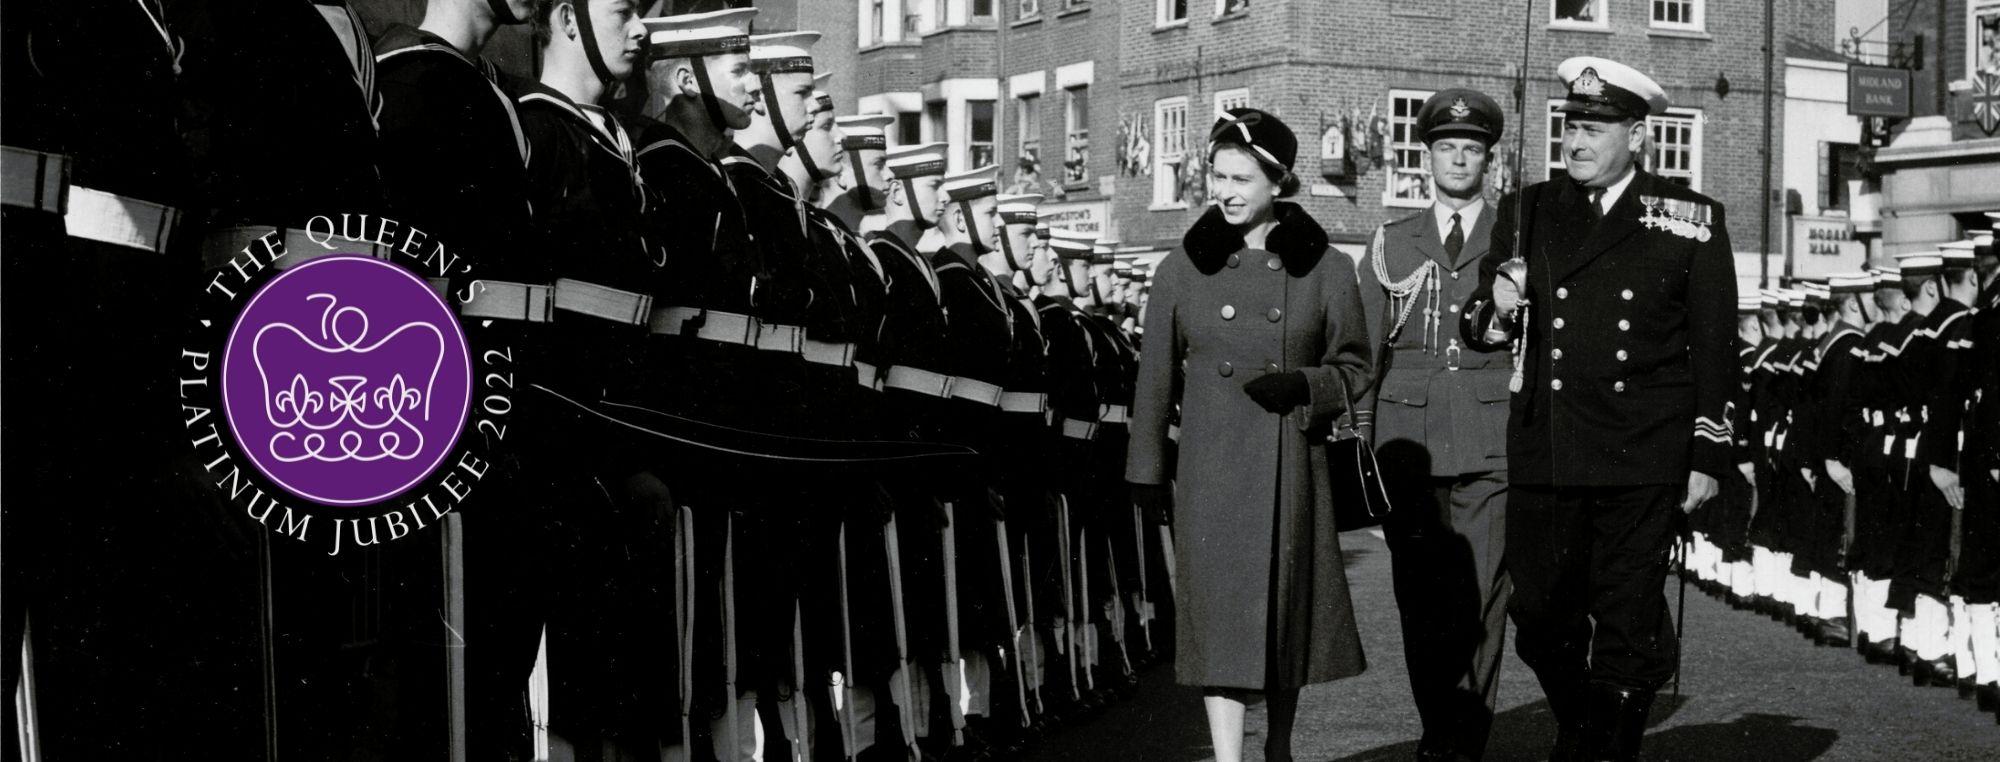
[1468,57,1738,761]
[1356,88,1512,762]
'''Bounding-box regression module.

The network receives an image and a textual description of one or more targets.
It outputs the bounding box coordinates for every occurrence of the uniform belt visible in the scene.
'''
[460,280,555,322]
[650,306,755,345]
[200,225,391,272]
[1061,418,1098,441]
[854,360,884,391]
[947,377,1005,408]
[551,279,652,325]
[754,322,804,354]
[1099,404,1131,425]
[883,366,953,398]
[802,338,857,367]
[64,186,179,254]
[998,391,1048,415]
[1,146,68,214]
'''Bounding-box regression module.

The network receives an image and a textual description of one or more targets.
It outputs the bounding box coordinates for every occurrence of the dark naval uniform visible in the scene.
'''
[508,80,672,757]
[1467,58,1737,759]
[1359,191,1513,758]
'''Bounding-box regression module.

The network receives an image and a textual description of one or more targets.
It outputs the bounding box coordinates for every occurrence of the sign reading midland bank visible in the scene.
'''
[1849,65,1912,118]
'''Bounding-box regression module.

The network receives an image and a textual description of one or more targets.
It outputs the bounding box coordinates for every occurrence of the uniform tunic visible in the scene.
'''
[1127,202,1372,690]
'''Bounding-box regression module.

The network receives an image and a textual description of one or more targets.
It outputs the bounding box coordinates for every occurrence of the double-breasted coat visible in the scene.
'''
[1126,202,1373,690]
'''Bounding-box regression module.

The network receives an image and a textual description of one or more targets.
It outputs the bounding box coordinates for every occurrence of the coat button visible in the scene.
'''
[1551,348,1564,360]
[1621,289,1634,300]
[1616,349,1629,361]
[1218,361,1234,377]
[1266,307,1283,322]
[1265,361,1281,373]
[1551,378,1563,391]
[1618,319,1631,331]
[1450,270,1460,279]
[1448,303,1459,313]
[1266,257,1283,271]
[1553,317,1566,329]
[1227,254,1241,268]
[1221,304,1236,320]
[1614,381,1627,392]
[1557,287,1569,299]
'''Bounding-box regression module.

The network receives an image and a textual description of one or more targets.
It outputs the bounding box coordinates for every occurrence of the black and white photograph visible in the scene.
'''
[3,0,1998,760]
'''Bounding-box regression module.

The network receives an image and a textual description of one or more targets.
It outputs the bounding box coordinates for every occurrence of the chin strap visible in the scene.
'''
[488,0,525,24]
[565,0,617,86]
[900,178,928,228]
[758,72,827,187]
[956,201,990,256]
[687,55,730,135]
[847,152,877,211]
[997,229,1025,273]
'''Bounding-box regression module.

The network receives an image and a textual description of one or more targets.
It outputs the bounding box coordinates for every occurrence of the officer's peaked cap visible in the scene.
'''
[1418,88,1505,146]
[1556,57,1669,121]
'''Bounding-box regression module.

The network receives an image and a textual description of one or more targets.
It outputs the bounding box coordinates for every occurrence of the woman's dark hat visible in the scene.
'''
[1208,108,1297,172]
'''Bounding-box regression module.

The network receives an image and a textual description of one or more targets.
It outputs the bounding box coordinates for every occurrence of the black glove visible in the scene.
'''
[1132,483,1174,526]
[1242,370,1310,414]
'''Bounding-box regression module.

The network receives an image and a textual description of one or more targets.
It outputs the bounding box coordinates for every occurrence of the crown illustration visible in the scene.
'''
[251,293,448,465]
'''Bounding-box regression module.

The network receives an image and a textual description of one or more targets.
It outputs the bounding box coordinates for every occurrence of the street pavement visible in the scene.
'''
[1026,528,2000,761]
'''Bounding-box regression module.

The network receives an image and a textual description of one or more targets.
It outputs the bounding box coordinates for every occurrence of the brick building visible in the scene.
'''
[827,0,1835,260]
[1867,0,2000,258]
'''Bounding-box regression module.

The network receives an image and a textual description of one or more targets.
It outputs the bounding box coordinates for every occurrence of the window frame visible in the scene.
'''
[1018,0,1040,20]
[1648,0,1704,32]
[968,99,997,169]
[1151,96,1191,210]
[1156,0,1189,28]
[1016,93,1042,173]
[1214,88,1250,118]
[1214,0,1249,16]
[1970,0,2000,78]
[1545,104,1706,191]
[1063,85,1091,188]
[1383,88,1436,209]
[1549,0,1610,30]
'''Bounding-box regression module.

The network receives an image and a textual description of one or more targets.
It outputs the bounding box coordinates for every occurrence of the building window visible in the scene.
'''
[969,100,996,168]
[1385,89,1434,207]
[1972,1,2000,76]
[1648,109,1701,189]
[1157,0,1187,27]
[1551,0,1607,27]
[1208,87,1240,117]
[973,0,995,19]
[1650,0,1702,30]
[898,111,923,146]
[1064,86,1090,186]
[1546,104,1705,190]
[869,0,887,44]
[1216,0,1249,15]
[1152,97,1189,208]
[1018,0,1039,19]
[1821,142,1861,211]
[905,3,923,36]
[1016,94,1042,169]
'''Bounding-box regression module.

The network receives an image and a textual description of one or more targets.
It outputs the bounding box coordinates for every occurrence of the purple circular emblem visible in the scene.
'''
[221,255,472,506]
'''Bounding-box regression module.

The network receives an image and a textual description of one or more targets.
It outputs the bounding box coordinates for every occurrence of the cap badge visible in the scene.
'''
[1573,68,1605,98]
[1448,97,1472,120]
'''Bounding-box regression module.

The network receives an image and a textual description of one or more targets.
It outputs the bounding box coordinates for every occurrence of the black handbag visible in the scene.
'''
[1325,372,1392,531]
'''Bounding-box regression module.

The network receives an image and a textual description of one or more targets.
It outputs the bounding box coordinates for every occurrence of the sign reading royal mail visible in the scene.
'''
[1789,215,1866,278]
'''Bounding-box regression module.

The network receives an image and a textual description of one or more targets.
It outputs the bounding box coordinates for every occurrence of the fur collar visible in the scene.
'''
[1181,201,1328,276]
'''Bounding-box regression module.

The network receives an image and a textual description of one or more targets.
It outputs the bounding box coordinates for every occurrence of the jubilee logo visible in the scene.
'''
[180,215,514,555]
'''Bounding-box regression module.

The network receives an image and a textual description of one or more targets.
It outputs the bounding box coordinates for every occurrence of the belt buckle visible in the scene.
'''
[1445,339,1462,371]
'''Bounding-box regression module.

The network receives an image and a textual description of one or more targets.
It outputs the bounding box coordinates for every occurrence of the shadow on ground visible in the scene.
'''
[1332,695,1701,762]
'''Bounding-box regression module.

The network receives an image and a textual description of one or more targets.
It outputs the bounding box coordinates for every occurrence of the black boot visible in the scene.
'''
[1544,681,1590,762]
[1581,682,1655,762]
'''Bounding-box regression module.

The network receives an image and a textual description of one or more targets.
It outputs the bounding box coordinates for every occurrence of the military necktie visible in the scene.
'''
[1445,212,1464,265]
[1587,188,1605,223]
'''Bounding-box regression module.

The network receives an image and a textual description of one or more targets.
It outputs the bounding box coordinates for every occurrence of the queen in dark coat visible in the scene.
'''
[1126,108,1373,762]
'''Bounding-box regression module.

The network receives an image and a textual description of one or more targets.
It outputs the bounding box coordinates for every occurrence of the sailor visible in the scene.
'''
[1897,244,1979,691]
[828,114,898,232]
[1796,276,1872,647]
[1036,228,1109,721]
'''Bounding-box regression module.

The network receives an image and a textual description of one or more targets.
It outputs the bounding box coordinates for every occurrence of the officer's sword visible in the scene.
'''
[1056,495,1080,700]
[993,514,1031,728]
[940,501,967,746]
[881,514,919,752]
[1131,502,1153,654]
[835,523,859,760]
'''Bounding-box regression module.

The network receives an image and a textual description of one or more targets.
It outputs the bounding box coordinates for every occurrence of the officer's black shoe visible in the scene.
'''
[1898,647,1918,675]
[1976,683,2000,713]
[1581,682,1654,762]
[1819,617,1851,647]
[1911,657,1933,685]
[1545,686,1590,762]
[1957,676,1978,701]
